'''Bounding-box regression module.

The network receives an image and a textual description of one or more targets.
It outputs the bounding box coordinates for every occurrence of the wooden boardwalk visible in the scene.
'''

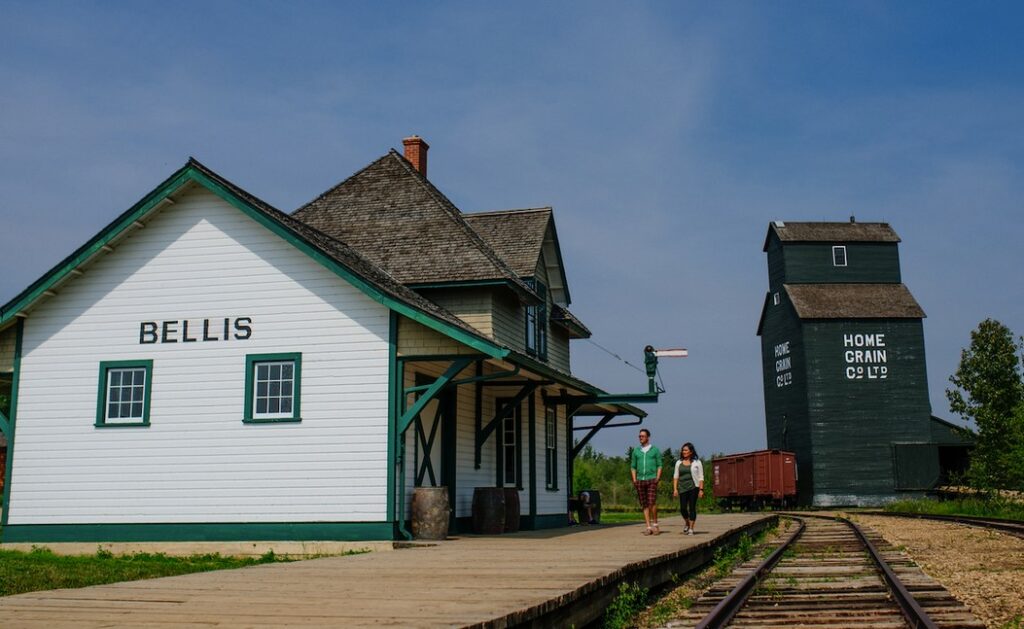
[0,514,772,628]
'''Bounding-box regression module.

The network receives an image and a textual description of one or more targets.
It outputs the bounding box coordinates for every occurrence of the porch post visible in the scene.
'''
[1,319,24,532]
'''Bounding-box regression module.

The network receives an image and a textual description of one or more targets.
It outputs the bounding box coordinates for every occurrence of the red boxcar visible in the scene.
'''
[712,449,797,509]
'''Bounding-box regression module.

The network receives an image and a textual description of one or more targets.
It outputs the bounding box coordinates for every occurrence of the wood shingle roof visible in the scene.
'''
[464,208,552,277]
[764,221,900,251]
[551,304,592,339]
[785,283,926,319]
[292,151,538,301]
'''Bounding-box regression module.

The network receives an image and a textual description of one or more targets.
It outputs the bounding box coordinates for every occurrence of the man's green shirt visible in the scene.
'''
[630,446,662,481]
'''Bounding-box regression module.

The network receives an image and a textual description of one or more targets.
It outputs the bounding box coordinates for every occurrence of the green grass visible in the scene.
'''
[1000,614,1023,629]
[603,581,649,629]
[754,578,781,600]
[598,511,647,523]
[712,532,756,577]
[883,496,1024,521]
[639,586,695,627]
[0,546,361,597]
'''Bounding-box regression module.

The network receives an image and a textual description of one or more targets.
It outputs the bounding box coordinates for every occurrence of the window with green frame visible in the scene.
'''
[496,397,523,489]
[525,279,548,359]
[96,360,153,427]
[545,405,558,489]
[244,353,302,423]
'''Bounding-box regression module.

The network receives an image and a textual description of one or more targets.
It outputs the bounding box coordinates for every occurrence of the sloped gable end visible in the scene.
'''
[7,185,400,527]
[464,208,572,306]
[0,160,508,359]
[541,217,571,306]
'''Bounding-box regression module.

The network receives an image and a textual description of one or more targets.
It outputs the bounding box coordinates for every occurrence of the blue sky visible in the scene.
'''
[2,2,1022,457]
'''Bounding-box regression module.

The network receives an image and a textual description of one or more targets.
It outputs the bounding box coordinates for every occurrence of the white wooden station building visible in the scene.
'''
[0,138,649,542]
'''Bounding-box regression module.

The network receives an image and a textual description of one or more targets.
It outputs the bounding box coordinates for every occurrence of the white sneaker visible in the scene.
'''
[687,529,695,535]
[683,525,690,534]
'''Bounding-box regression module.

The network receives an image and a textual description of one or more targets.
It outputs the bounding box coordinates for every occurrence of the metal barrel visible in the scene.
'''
[411,486,450,540]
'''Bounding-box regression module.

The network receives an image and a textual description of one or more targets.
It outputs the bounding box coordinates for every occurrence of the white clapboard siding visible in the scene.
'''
[10,186,390,524]
[535,398,567,516]
[455,367,503,518]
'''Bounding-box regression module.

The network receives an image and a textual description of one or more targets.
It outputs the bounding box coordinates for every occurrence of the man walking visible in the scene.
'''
[630,428,662,535]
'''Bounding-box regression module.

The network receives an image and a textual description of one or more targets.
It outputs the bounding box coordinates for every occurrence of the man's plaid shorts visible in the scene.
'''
[634,479,659,509]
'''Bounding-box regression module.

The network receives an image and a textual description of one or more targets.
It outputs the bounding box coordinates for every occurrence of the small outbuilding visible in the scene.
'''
[0,139,647,542]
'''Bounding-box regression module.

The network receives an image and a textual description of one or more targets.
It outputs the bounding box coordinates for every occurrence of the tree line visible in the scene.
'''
[572,444,719,513]
[574,316,1024,512]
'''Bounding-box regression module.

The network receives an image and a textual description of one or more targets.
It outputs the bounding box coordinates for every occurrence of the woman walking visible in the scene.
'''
[672,442,704,535]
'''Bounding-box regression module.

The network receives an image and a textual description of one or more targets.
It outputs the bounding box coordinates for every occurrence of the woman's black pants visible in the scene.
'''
[679,488,699,521]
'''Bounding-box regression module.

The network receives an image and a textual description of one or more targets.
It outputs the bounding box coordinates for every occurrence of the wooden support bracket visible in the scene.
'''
[397,357,473,435]
[475,382,541,468]
[572,413,617,458]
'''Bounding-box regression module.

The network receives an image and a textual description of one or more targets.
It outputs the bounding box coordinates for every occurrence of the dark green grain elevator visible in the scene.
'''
[757,220,955,506]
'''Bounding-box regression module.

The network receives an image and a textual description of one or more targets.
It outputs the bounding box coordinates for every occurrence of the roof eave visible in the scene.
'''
[552,322,592,339]
[0,161,196,324]
[409,279,543,305]
[0,161,510,361]
[544,214,572,306]
[505,350,647,418]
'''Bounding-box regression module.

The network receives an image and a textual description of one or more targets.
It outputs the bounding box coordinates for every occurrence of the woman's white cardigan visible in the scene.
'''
[673,458,705,488]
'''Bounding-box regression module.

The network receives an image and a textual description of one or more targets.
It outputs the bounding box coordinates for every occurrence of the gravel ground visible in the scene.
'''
[848,513,1024,629]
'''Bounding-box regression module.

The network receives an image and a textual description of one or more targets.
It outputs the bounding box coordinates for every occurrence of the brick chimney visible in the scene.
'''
[402,135,429,177]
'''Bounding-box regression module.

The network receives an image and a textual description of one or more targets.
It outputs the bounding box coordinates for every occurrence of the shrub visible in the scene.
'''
[603,581,649,629]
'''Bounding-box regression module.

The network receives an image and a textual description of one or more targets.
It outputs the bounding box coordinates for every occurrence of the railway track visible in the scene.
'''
[856,510,1024,539]
[672,515,984,629]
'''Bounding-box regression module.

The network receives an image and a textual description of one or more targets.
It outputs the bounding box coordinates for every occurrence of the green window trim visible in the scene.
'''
[95,360,153,428]
[496,397,523,489]
[525,304,538,355]
[524,279,548,360]
[544,405,558,490]
[243,353,302,423]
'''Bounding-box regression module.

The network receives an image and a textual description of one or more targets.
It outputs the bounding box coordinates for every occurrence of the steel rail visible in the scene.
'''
[694,514,941,629]
[842,516,940,629]
[694,517,806,629]
[857,510,1024,539]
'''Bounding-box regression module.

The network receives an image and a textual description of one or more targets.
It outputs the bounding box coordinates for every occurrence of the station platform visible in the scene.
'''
[0,513,774,628]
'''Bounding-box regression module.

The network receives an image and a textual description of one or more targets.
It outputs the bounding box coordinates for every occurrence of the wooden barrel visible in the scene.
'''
[411,487,450,540]
[503,488,521,533]
[471,487,505,534]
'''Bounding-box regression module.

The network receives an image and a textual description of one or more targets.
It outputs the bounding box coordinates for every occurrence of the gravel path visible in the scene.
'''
[849,513,1024,629]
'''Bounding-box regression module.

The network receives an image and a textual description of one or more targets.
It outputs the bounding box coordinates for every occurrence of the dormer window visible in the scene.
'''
[525,280,548,359]
[832,246,847,267]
